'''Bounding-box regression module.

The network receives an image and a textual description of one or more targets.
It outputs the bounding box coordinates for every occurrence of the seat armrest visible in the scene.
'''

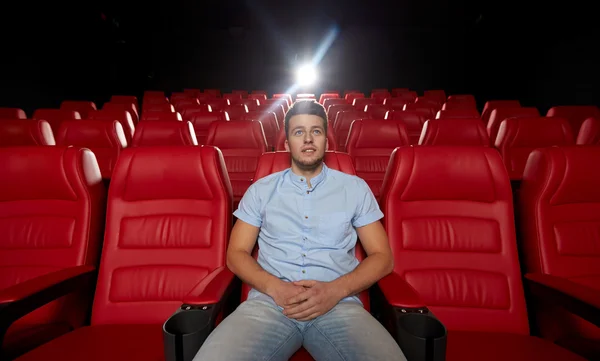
[182,266,237,306]
[377,272,427,310]
[525,273,600,327]
[0,265,96,339]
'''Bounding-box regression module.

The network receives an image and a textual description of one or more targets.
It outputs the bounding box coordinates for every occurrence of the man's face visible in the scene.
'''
[285,114,328,171]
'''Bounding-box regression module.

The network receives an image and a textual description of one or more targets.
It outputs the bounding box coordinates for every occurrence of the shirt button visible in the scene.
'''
[304,216,308,219]
[302,270,306,273]
[306,191,309,194]
[302,253,306,257]
[300,178,304,182]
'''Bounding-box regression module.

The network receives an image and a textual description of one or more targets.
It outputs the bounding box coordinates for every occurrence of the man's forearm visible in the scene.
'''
[330,252,394,299]
[227,250,282,296]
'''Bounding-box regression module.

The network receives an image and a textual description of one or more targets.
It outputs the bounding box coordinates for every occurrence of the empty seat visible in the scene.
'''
[383,97,411,110]
[102,102,139,123]
[486,107,540,143]
[142,103,175,113]
[446,94,477,107]
[481,100,521,123]
[205,99,228,112]
[232,89,248,98]
[204,88,221,97]
[55,120,127,179]
[391,91,417,102]
[172,98,200,111]
[180,105,213,120]
[0,107,27,119]
[378,146,585,361]
[403,104,436,119]
[257,101,285,127]
[140,111,182,122]
[223,104,249,121]
[32,109,81,133]
[0,120,55,146]
[333,110,370,151]
[110,96,139,117]
[60,101,97,118]
[275,122,337,151]
[576,117,600,145]
[318,93,339,104]
[328,104,355,127]
[131,121,197,147]
[248,93,268,103]
[436,108,481,119]
[547,105,600,133]
[187,111,227,144]
[495,117,574,180]
[423,89,446,104]
[323,98,346,112]
[352,98,378,110]
[0,146,105,359]
[14,145,233,361]
[365,104,393,119]
[519,146,600,360]
[206,120,267,207]
[242,111,279,149]
[371,90,391,101]
[345,93,365,104]
[88,109,136,145]
[272,94,293,108]
[346,119,409,198]
[385,110,427,144]
[419,118,490,146]
[224,93,243,104]
[415,97,442,110]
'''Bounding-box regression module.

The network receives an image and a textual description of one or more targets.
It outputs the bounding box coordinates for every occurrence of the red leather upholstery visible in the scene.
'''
[319,93,339,104]
[237,99,259,111]
[60,101,97,118]
[446,94,477,108]
[15,145,233,361]
[435,109,481,119]
[224,104,249,120]
[257,101,285,128]
[172,98,200,111]
[224,93,243,103]
[0,146,104,359]
[385,110,427,145]
[268,96,290,111]
[323,98,346,112]
[495,117,574,180]
[327,104,354,125]
[423,90,446,103]
[379,146,586,361]
[383,97,411,110]
[332,110,369,151]
[345,92,364,104]
[415,97,442,111]
[179,104,212,119]
[481,100,521,123]
[110,96,139,117]
[547,105,600,134]
[88,109,136,145]
[242,111,279,149]
[187,111,227,144]
[519,146,600,359]
[353,98,378,111]
[365,104,392,119]
[0,108,27,119]
[131,121,198,147]
[576,117,600,145]
[419,118,490,146]
[275,123,337,151]
[346,119,409,198]
[0,120,55,146]
[487,107,540,142]
[55,120,128,179]
[249,93,268,102]
[140,111,182,122]
[206,120,267,206]
[32,109,81,133]
[102,102,139,123]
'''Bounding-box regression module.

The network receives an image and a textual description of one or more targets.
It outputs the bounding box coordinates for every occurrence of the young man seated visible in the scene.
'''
[193,100,406,361]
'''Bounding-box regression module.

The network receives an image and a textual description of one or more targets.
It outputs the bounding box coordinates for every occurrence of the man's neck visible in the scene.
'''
[291,162,324,188]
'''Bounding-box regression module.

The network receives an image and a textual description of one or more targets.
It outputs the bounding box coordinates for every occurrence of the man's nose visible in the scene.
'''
[304,132,313,143]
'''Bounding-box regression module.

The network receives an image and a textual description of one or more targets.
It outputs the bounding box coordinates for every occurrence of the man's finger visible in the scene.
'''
[292,280,317,288]
[297,311,321,322]
[286,304,318,320]
[284,298,315,317]
[284,289,312,306]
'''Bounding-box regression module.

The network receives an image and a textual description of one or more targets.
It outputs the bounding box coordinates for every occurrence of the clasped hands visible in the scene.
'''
[270,280,344,321]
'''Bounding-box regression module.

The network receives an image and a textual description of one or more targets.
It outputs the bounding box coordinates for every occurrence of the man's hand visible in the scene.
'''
[267,280,307,308]
[282,280,344,321]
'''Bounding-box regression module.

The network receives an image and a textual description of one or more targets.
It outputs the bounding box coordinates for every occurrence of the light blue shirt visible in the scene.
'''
[233,163,384,305]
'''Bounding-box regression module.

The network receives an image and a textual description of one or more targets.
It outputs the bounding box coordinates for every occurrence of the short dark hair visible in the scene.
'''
[284,100,328,138]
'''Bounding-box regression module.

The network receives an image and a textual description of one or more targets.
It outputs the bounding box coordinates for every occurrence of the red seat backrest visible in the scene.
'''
[487,107,540,142]
[242,111,279,149]
[140,111,182,122]
[385,110,426,145]
[0,146,104,333]
[495,117,574,180]
[90,146,232,325]
[481,100,521,123]
[327,104,355,126]
[0,119,55,146]
[436,108,481,119]
[446,94,477,108]
[131,121,198,147]
[55,120,128,179]
[32,109,81,133]
[206,120,267,205]
[224,104,249,121]
[332,110,369,151]
[365,104,393,119]
[187,111,227,144]
[415,97,442,111]
[60,101,97,118]
[380,146,530,335]
[102,102,139,123]
[576,117,600,145]
[547,105,600,134]
[346,119,409,198]
[419,118,490,146]
[88,109,136,144]
[423,90,446,104]
[0,107,27,119]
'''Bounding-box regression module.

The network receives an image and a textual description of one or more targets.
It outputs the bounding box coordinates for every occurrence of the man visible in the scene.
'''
[194,100,406,361]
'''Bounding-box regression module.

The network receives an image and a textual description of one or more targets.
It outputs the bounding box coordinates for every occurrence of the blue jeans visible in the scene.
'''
[193,299,406,361]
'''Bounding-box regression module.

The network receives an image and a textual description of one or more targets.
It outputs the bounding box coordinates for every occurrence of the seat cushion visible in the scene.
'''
[446,331,586,361]
[3,322,72,359]
[16,325,164,361]
[290,347,314,361]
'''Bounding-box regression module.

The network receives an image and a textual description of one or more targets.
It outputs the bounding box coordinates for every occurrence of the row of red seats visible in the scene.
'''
[1,144,597,360]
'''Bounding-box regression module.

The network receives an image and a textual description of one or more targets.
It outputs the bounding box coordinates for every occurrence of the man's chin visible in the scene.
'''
[292,154,324,171]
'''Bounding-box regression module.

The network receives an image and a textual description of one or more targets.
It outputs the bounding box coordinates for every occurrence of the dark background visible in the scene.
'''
[1,0,598,115]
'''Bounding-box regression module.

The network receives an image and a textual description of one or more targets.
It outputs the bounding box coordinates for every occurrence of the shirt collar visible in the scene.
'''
[288,163,328,189]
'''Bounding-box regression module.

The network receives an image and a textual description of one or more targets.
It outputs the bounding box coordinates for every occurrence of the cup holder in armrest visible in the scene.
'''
[395,312,447,361]
[163,309,212,361]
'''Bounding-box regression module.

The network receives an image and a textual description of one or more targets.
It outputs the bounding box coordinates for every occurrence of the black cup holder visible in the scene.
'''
[163,309,212,361]
[395,312,447,361]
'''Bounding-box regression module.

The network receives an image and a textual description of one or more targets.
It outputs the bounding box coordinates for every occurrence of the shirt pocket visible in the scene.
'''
[317,211,350,245]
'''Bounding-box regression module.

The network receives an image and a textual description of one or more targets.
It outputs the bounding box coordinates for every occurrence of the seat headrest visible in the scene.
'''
[0,146,101,201]
[206,120,267,151]
[112,146,232,203]
[347,119,410,150]
[140,111,182,122]
[576,117,600,145]
[0,108,27,119]
[132,121,198,147]
[0,119,55,146]
[419,118,490,146]
[381,146,510,203]
[56,120,128,148]
[495,117,574,148]
[436,109,481,119]
[33,109,81,120]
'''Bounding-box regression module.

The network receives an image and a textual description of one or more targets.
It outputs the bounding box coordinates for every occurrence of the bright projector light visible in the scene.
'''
[296,64,317,86]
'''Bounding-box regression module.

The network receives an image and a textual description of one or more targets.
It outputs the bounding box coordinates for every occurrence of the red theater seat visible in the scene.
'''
[419,118,490,146]
[576,117,600,145]
[187,111,227,144]
[248,93,268,103]
[481,100,521,123]
[0,108,27,119]
[143,103,175,113]
[487,107,540,143]
[32,109,81,133]
[446,94,477,107]
[547,105,600,134]
[242,111,279,150]
[131,121,197,146]
[327,104,354,125]
[60,101,97,118]
[55,120,127,179]
[102,102,139,123]
[323,98,346,112]
[383,97,411,110]
[0,120,55,146]
[415,97,442,110]
[332,110,370,151]
[403,104,436,119]
[205,99,228,112]
[110,96,139,117]
[224,104,249,121]
[353,97,378,110]
[495,117,574,180]
[140,111,182,122]
[436,108,481,119]
[272,94,293,108]
[379,146,586,361]
[206,120,267,207]
[257,101,285,127]
[365,104,392,119]
[15,146,233,361]
[88,109,136,145]
[423,89,446,103]
[180,105,213,120]
[346,119,409,198]
[0,146,105,359]
[319,93,339,104]
[519,146,600,360]
[385,110,427,144]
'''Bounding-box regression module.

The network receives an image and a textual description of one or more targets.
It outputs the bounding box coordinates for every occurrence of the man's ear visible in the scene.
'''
[284,139,290,152]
